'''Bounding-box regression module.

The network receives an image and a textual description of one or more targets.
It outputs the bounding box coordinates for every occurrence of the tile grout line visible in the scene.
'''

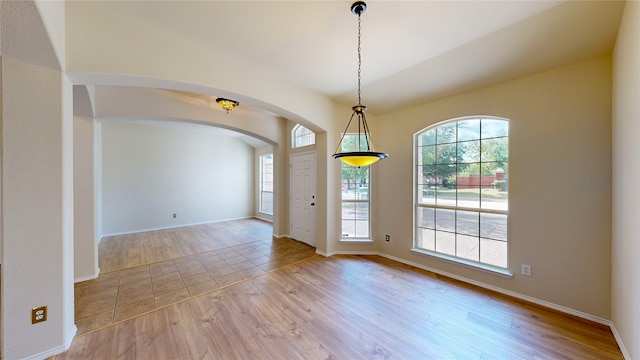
[98,238,275,276]
[73,254,321,338]
[75,233,316,335]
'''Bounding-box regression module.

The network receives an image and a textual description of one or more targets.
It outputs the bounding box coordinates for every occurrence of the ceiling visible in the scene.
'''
[85,0,624,116]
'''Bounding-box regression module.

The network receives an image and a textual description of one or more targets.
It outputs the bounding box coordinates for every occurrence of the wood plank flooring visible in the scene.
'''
[60,226,624,360]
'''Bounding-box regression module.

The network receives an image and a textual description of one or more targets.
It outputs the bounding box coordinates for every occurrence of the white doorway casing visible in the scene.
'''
[290,152,316,247]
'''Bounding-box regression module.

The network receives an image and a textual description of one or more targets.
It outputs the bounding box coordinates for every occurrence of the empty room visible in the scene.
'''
[1,1,639,359]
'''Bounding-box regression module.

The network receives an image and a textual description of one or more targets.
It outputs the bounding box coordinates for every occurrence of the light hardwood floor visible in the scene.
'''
[60,220,623,359]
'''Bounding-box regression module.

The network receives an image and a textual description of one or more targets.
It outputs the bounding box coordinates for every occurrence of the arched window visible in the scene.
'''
[292,124,315,148]
[414,116,509,271]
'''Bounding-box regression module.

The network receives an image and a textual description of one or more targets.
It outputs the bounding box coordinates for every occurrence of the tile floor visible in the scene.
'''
[74,237,316,335]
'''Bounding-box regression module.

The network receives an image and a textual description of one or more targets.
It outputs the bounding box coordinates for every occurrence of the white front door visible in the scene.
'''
[290,152,316,247]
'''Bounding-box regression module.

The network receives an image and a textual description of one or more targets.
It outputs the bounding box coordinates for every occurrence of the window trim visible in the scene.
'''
[413,116,510,275]
[410,247,513,278]
[259,153,273,215]
[291,124,316,149]
[340,134,372,241]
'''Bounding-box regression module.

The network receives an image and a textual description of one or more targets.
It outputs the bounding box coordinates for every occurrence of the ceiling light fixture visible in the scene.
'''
[333,1,388,168]
[216,97,239,113]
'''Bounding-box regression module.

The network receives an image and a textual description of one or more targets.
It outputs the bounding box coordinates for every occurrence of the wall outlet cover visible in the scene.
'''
[32,305,47,324]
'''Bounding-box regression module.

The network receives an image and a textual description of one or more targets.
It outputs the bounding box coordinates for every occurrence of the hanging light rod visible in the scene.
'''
[216,97,239,113]
[333,1,388,168]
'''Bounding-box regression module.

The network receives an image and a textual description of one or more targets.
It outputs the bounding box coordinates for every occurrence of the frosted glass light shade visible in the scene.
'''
[333,151,388,167]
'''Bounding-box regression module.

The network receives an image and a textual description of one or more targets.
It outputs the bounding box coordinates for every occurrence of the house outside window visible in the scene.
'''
[414,117,509,270]
[292,124,315,148]
[259,153,274,214]
[341,134,370,239]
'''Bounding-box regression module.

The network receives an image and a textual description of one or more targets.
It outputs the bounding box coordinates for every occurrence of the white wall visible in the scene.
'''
[73,116,99,281]
[375,56,612,321]
[2,56,76,360]
[612,1,640,358]
[102,121,255,235]
[1,2,76,359]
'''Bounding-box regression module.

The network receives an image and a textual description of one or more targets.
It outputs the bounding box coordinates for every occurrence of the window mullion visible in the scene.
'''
[415,117,509,271]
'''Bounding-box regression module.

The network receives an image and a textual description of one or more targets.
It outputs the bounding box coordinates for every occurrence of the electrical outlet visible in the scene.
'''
[32,305,47,324]
[521,264,532,276]
[173,213,177,218]
[385,234,390,242]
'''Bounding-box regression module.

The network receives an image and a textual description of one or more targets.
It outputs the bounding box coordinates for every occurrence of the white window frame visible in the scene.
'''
[413,116,510,275]
[292,124,315,148]
[259,153,273,215]
[340,134,371,241]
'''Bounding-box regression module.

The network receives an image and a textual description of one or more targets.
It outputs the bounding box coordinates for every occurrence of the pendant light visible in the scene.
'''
[216,97,239,113]
[333,1,388,167]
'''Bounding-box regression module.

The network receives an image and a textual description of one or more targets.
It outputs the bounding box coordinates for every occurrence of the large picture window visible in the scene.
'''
[414,117,509,270]
[341,134,370,239]
[259,153,274,214]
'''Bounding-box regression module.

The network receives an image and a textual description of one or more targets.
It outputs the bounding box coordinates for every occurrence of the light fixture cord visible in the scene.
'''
[356,10,362,151]
[357,11,362,106]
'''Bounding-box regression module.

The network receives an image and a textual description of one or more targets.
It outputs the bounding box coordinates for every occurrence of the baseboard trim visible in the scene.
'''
[379,252,610,325]
[101,216,254,237]
[65,325,78,351]
[23,325,77,360]
[254,215,273,223]
[74,268,100,283]
[609,322,631,360]
[317,250,378,257]
[23,345,68,360]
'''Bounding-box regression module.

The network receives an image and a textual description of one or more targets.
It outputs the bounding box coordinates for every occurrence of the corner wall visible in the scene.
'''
[612,1,640,358]
[1,53,76,360]
[74,116,99,281]
[1,1,76,358]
